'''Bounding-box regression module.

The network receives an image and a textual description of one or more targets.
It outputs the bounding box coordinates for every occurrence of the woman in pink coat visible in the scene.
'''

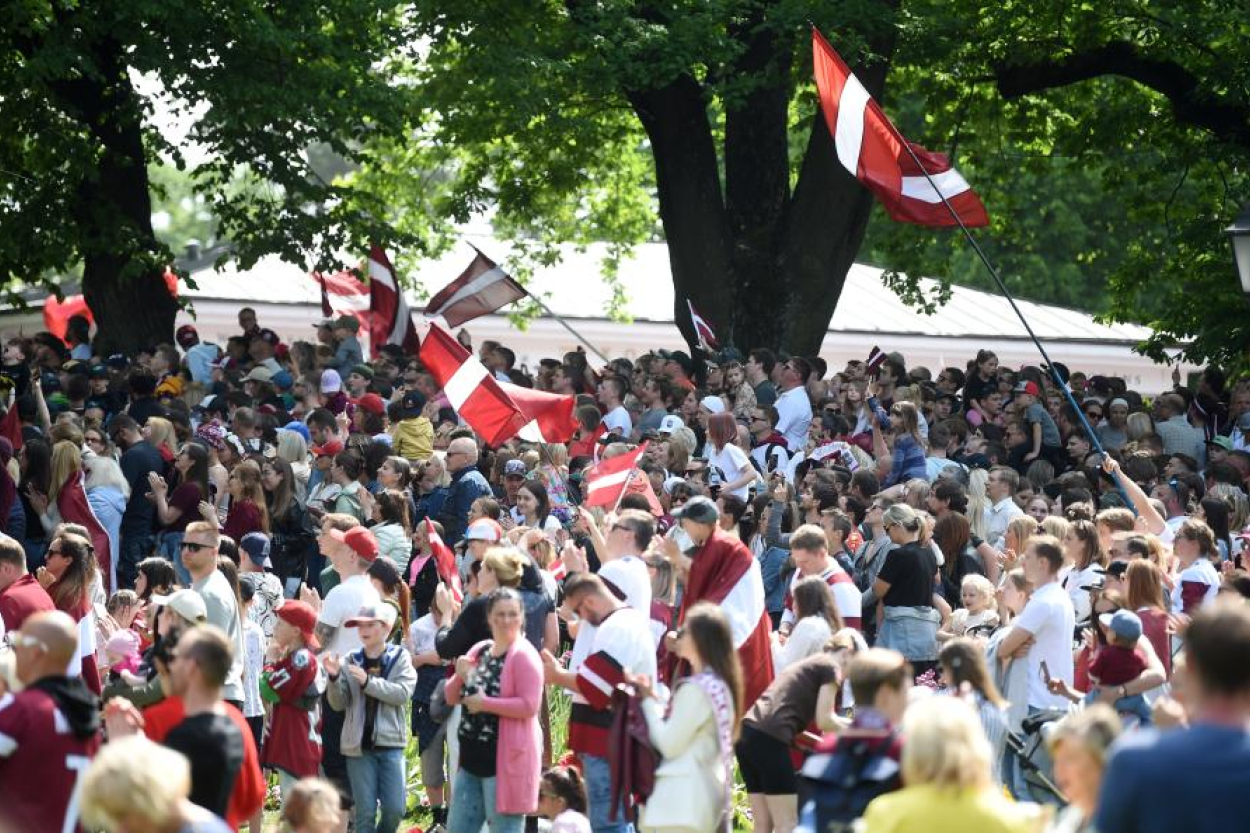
[446,586,544,833]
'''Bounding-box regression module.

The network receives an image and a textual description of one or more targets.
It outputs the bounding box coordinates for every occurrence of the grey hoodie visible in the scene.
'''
[326,643,417,756]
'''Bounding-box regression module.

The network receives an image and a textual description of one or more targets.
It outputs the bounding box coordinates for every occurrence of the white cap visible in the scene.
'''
[658,415,685,435]
[699,396,726,415]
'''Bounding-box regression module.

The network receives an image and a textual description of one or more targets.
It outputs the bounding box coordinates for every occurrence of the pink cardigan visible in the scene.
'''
[446,637,543,815]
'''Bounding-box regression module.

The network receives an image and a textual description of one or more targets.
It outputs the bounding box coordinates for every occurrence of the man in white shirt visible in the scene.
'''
[598,376,633,438]
[181,521,245,706]
[774,357,813,452]
[983,466,1025,549]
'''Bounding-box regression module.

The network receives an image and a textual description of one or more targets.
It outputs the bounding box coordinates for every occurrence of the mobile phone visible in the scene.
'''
[1040,660,1052,684]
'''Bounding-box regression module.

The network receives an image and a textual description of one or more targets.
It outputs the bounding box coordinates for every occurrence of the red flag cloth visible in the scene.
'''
[0,404,22,451]
[812,28,989,228]
[686,300,719,351]
[583,444,648,508]
[318,273,333,317]
[624,470,664,516]
[367,244,420,355]
[425,248,527,328]
[500,383,579,444]
[310,268,372,355]
[425,519,464,604]
[416,321,529,447]
[56,469,112,593]
[43,295,93,345]
[670,529,774,707]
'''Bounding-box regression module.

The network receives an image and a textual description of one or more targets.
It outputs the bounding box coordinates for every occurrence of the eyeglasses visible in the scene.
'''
[1085,411,1103,419]
[180,541,213,552]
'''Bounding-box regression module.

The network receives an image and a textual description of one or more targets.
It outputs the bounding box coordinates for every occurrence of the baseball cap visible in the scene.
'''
[350,363,375,381]
[239,532,273,569]
[320,368,343,394]
[401,389,427,419]
[1099,609,1143,642]
[353,393,386,416]
[658,350,694,374]
[243,366,275,384]
[282,421,311,444]
[275,600,321,650]
[150,589,208,623]
[504,460,528,479]
[699,396,726,415]
[465,519,503,543]
[674,495,719,525]
[175,324,198,349]
[330,526,379,561]
[333,314,361,332]
[312,437,345,458]
[1014,380,1041,397]
[344,603,399,630]
[88,364,109,380]
[658,415,685,435]
[1207,435,1234,452]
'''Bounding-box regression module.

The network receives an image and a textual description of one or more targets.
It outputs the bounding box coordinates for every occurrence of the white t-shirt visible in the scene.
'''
[602,405,633,438]
[570,555,653,670]
[509,509,564,538]
[774,386,812,452]
[1061,563,1104,625]
[318,573,382,657]
[1013,580,1076,710]
[708,442,753,500]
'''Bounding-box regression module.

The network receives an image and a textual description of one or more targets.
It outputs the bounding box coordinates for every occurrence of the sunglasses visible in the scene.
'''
[180,541,213,552]
[1085,411,1103,419]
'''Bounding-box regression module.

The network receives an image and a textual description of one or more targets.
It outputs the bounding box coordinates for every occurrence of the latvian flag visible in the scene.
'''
[314,268,373,356]
[686,300,719,351]
[866,345,886,376]
[500,383,579,444]
[416,320,530,447]
[582,443,648,509]
[425,519,463,603]
[425,246,527,328]
[812,28,988,228]
[367,244,419,354]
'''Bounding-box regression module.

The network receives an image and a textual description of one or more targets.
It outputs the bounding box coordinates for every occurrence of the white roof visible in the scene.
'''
[181,236,1151,344]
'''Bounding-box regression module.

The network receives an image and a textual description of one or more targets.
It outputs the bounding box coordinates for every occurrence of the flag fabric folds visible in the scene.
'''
[416,321,529,447]
[866,345,886,376]
[367,244,420,354]
[686,300,719,351]
[425,519,464,604]
[500,383,579,444]
[583,443,648,508]
[425,248,527,328]
[57,470,113,592]
[811,28,989,228]
[312,267,372,356]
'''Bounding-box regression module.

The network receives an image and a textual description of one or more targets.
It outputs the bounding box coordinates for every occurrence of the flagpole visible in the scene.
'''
[527,295,614,366]
[891,139,1135,511]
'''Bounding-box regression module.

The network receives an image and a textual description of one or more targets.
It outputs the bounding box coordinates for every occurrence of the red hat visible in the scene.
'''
[175,324,198,349]
[275,599,320,650]
[353,393,386,416]
[1014,380,1041,397]
[330,526,378,561]
[312,438,345,457]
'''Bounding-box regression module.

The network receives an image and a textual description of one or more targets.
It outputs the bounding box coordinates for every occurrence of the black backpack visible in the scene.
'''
[796,731,901,833]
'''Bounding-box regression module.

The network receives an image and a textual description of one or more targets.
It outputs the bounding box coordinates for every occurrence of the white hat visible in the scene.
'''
[699,396,726,415]
[658,415,685,435]
[150,589,208,623]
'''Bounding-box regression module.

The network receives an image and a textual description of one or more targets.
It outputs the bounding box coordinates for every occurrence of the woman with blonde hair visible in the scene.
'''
[862,697,1034,831]
[276,428,311,501]
[1125,412,1154,443]
[967,468,991,541]
[1045,706,1121,833]
[143,415,180,466]
[81,735,233,832]
[873,504,942,673]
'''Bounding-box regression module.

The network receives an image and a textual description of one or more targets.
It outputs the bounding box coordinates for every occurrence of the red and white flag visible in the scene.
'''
[583,443,648,508]
[686,300,719,351]
[57,469,113,593]
[500,383,579,444]
[367,244,420,354]
[866,345,886,376]
[425,519,463,604]
[416,320,529,447]
[311,267,373,356]
[812,28,988,228]
[425,247,527,328]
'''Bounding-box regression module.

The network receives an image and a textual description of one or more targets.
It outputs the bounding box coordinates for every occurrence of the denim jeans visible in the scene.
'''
[583,753,634,833]
[158,531,188,585]
[447,769,525,833]
[346,746,406,833]
[117,532,155,589]
[878,605,941,662]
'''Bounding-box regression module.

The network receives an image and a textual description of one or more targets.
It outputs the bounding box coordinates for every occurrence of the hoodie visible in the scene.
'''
[391,416,433,461]
[28,675,101,739]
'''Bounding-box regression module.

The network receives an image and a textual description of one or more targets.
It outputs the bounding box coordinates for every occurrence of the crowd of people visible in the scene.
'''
[1,307,1249,833]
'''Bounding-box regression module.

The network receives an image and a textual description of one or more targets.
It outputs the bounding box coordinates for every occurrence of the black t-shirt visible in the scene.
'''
[962,373,998,408]
[876,542,938,608]
[360,653,384,750]
[164,712,244,818]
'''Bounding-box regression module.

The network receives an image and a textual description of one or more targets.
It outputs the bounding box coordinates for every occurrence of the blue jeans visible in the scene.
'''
[448,769,525,833]
[346,747,406,833]
[159,531,188,585]
[1085,690,1153,723]
[583,753,634,833]
[118,532,156,589]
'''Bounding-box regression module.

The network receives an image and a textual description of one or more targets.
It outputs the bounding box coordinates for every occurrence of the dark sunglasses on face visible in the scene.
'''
[180,541,213,552]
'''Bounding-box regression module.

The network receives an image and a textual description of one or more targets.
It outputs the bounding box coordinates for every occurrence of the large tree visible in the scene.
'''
[0,1,419,353]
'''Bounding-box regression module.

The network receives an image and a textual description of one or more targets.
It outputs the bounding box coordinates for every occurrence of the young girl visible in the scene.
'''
[225,460,270,542]
[538,765,592,833]
[721,361,757,423]
[938,574,1000,642]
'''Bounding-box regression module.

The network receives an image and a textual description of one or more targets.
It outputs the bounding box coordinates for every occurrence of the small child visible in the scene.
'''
[410,603,448,828]
[238,575,268,750]
[538,765,592,833]
[939,574,1001,642]
[1086,609,1152,723]
[261,600,326,798]
[104,629,143,683]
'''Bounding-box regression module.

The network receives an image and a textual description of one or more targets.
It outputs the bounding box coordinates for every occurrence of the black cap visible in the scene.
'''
[673,495,719,525]
[401,389,427,419]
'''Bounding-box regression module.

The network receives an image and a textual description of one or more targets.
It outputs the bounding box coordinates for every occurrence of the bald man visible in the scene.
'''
[0,610,101,833]
[438,436,492,545]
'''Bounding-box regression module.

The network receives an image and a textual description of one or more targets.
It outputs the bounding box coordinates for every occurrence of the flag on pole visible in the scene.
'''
[425,247,527,328]
[866,345,886,376]
[583,443,648,508]
[367,244,419,354]
[425,519,463,604]
[686,300,720,351]
[812,28,989,228]
[416,320,529,447]
[500,383,579,444]
[311,268,373,357]
[318,273,333,318]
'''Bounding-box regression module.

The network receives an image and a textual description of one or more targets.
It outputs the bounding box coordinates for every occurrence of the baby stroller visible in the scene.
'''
[1005,708,1067,805]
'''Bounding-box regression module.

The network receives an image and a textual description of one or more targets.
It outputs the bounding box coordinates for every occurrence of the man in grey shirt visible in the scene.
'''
[183,520,245,706]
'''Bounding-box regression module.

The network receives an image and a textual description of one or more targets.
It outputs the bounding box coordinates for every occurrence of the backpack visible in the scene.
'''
[796,731,901,833]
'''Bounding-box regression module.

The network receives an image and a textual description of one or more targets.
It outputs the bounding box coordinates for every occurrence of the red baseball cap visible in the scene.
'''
[1014,380,1041,397]
[330,526,378,561]
[275,599,320,650]
[312,438,345,457]
[353,393,386,416]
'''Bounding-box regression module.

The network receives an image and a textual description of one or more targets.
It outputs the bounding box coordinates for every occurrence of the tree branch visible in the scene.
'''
[995,42,1250,148]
